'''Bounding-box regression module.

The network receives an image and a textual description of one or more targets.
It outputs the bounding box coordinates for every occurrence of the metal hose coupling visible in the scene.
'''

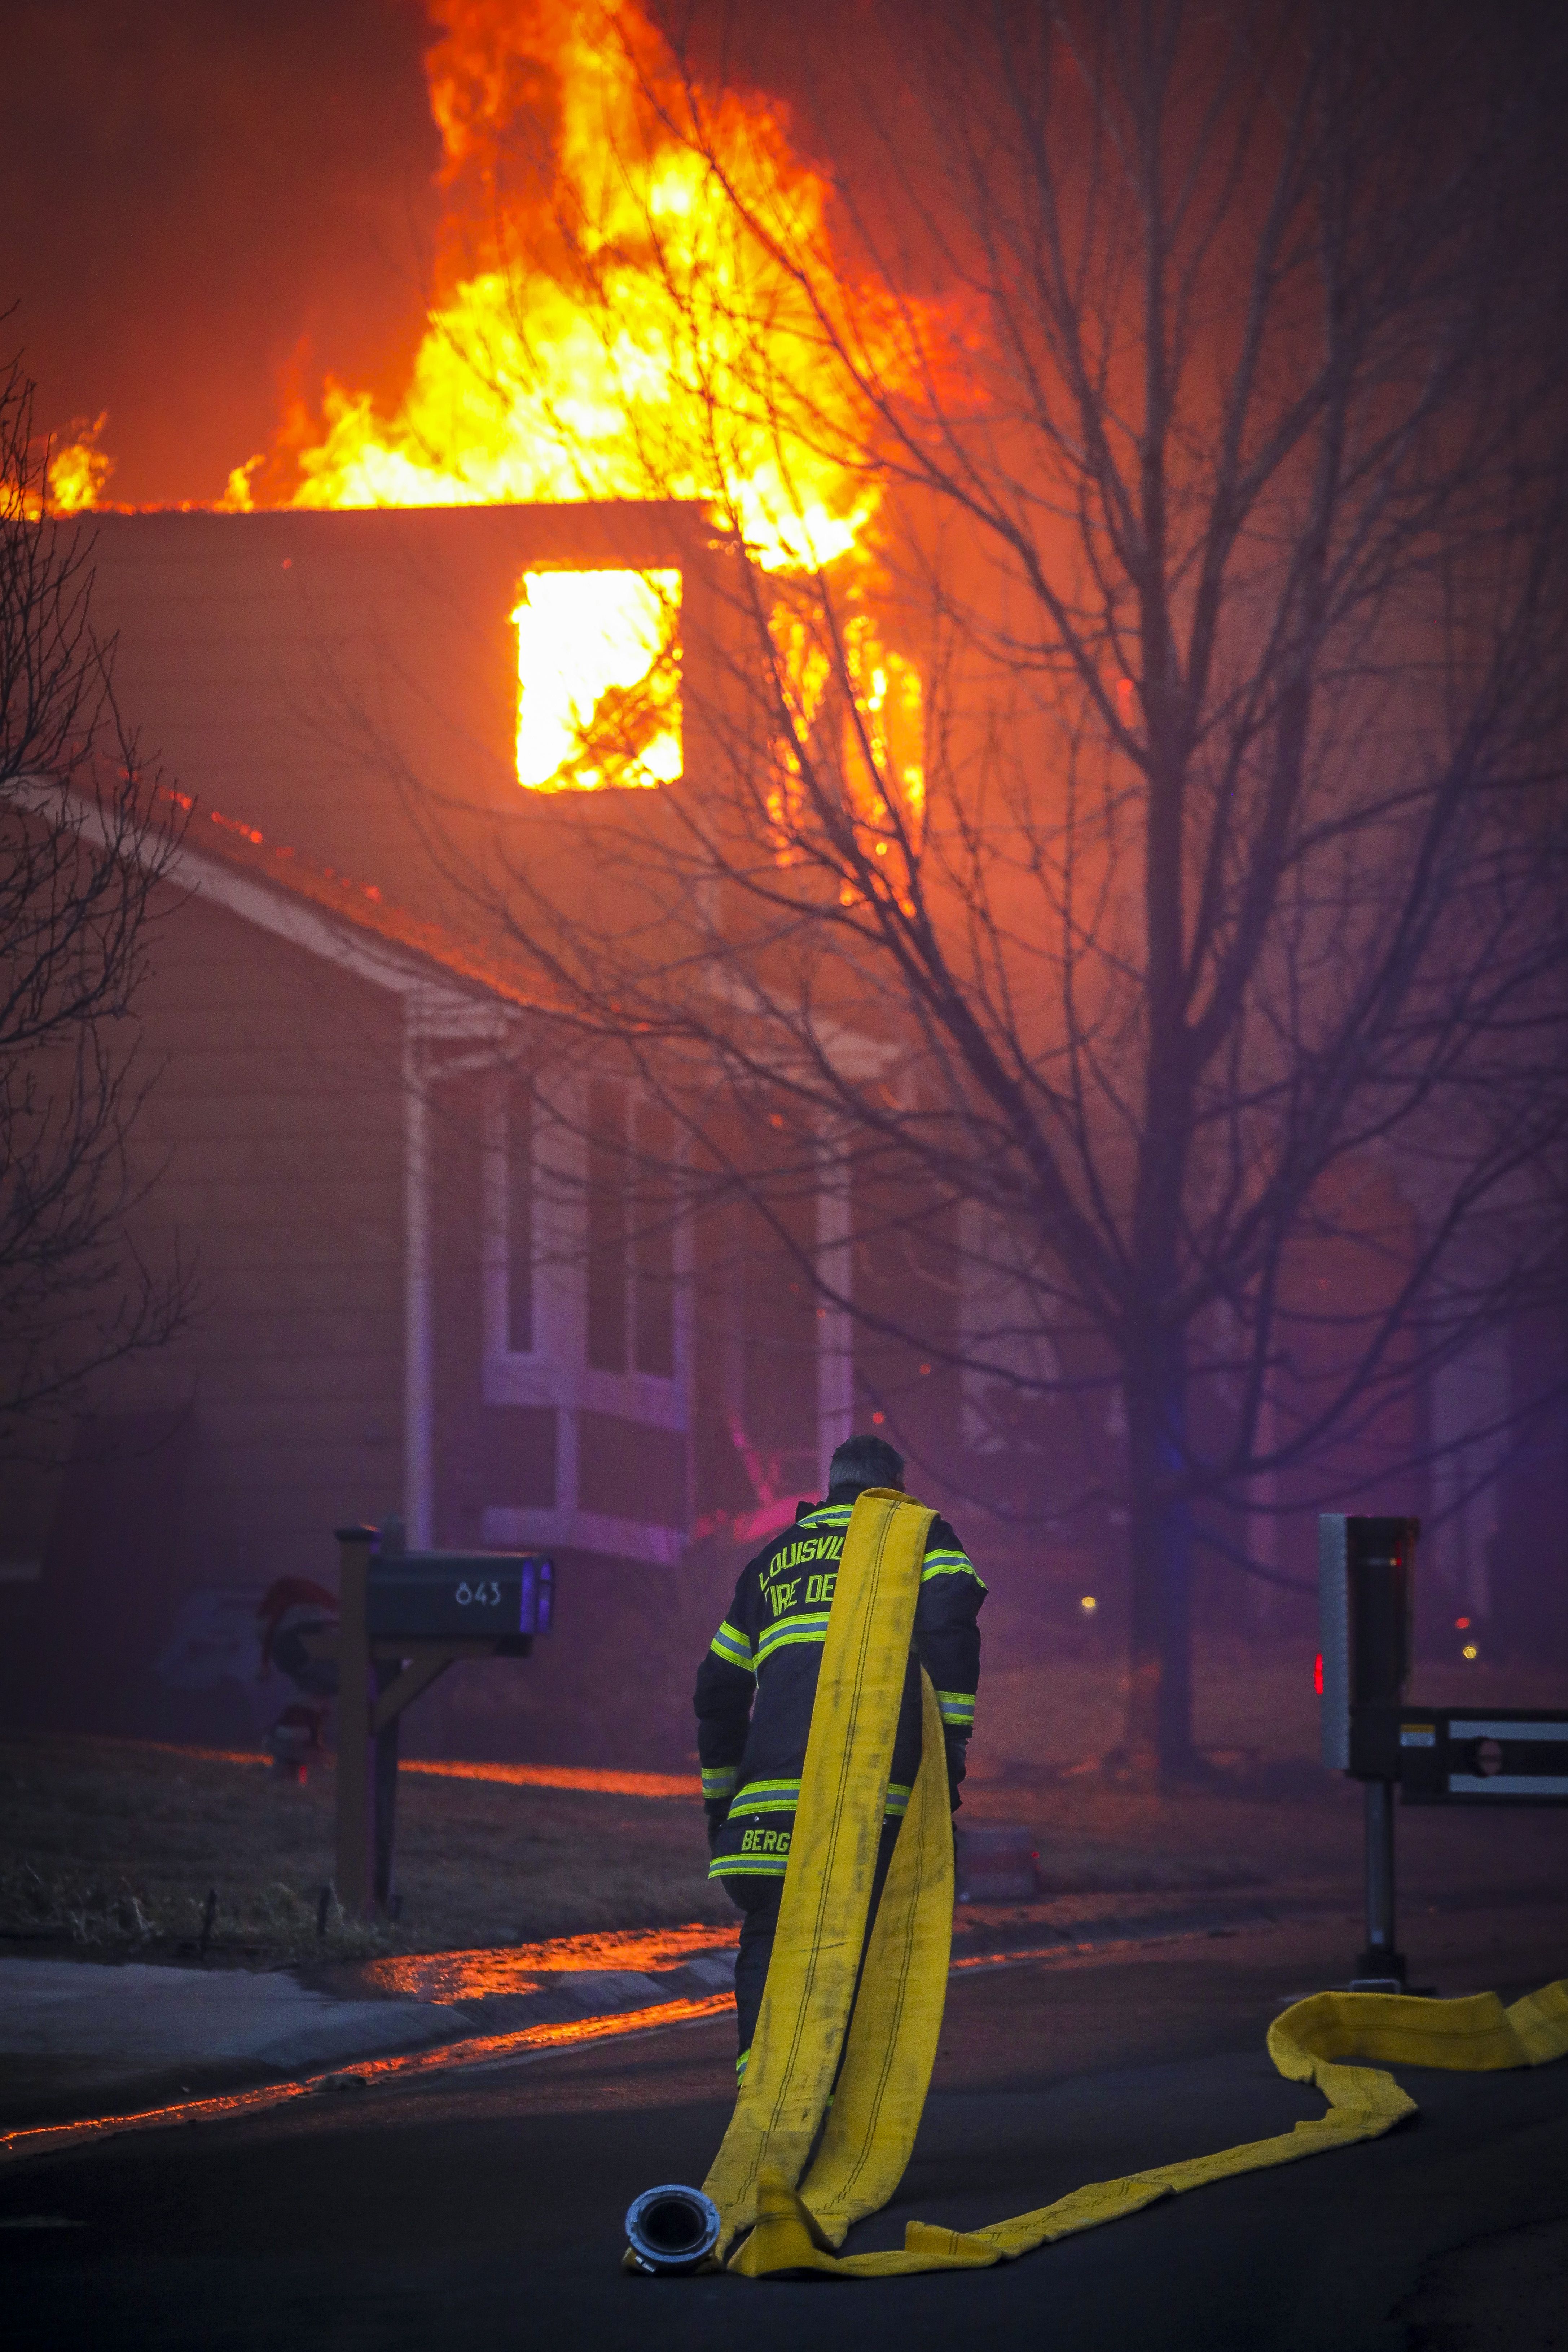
[624,2183,722,2274]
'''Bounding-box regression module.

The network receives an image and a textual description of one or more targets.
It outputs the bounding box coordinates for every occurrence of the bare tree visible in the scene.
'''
[0,348,189,1442]
[362,2,1568,1778]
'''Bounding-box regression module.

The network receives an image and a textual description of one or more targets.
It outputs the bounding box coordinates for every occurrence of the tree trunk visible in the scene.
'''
[1122,1331,1196,1785]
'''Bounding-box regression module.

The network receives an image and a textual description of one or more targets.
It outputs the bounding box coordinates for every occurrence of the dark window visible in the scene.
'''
[586,1081,629,1371]
[632,1103,676,1377]
[506,1075,533,1354]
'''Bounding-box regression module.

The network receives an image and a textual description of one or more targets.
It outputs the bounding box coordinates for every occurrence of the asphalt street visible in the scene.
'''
[4,1901,1565,2352]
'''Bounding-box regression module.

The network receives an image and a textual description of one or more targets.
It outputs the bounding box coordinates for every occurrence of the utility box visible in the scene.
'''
[1318,1514,1418,1778]
[366,1550,554,1647]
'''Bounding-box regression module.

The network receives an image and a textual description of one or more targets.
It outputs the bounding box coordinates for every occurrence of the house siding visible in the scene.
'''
[10,884,407,1741]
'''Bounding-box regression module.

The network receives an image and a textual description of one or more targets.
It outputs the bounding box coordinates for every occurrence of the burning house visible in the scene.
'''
[3,498,873,1762]
[7,0,1565,1780]
[0,3,979,1761]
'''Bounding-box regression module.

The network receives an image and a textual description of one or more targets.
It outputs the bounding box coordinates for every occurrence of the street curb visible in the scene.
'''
[0,1886,1366,2168]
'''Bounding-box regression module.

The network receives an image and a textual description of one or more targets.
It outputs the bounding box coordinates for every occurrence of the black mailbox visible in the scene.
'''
[366,1550,554,1646]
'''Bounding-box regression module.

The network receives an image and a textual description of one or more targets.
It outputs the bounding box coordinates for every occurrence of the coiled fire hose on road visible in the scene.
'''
[631,1489,1568,2280]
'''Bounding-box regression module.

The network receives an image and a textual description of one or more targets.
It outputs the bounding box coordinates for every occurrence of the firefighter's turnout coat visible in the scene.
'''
[696,1495,985,1891]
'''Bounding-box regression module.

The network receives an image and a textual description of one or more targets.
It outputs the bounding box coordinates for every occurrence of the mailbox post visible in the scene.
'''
[325,1521,555,1918]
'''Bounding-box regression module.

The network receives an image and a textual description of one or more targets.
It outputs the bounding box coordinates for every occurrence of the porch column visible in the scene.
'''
[402,997,434,1548]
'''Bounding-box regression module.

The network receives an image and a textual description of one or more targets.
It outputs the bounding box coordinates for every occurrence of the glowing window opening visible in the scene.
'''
[513,568,682,791]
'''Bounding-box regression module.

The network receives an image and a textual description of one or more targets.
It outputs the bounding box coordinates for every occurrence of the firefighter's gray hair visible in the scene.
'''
[827,1432,906,1494]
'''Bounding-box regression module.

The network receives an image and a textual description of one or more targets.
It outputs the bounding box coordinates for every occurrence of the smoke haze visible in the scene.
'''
[1,0,440,505]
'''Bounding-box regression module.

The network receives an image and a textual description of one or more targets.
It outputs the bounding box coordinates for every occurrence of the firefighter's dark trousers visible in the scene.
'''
[725,1816,904,2072]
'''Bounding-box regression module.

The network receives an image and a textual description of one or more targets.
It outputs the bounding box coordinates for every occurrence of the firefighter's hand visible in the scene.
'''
[704,1801,729,1854]
[944,1730,969,1813]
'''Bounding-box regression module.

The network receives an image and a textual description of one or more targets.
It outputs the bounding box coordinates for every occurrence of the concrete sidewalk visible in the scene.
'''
[0,1941,742,2134]
[0,1884,1345,2142]
[0,1957,462,2129]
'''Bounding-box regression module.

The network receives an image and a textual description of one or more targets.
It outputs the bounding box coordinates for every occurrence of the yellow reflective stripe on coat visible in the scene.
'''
[710,1620,754,1671]
[921,1549,986,1590]
[693,1489,1568,2281]
[755,1615,832,1663]
[729,1776,911,1820]
[729,1776,801,1812]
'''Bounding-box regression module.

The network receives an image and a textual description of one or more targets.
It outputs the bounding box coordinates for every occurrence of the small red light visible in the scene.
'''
[871,1411,885,1425]
[1313,1651,1323,1695]
[1455,1616,1470,1630]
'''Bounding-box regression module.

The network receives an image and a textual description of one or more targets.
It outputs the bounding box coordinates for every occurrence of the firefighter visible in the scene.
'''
[695,1431,984,2082]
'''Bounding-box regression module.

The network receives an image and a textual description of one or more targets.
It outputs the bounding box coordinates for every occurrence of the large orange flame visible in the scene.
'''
[286,3,879,562]
[264,0,925,798]
[66,3,935,810]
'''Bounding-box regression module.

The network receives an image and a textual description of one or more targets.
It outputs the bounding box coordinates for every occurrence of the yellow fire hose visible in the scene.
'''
[690,1488,1568,2279]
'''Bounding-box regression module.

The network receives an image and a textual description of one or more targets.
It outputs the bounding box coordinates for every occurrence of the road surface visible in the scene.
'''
[4,1899,1565,2351]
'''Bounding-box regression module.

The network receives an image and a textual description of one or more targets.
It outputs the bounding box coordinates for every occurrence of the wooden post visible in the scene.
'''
[333,1526,376,1917]
[373,1665,401,1914]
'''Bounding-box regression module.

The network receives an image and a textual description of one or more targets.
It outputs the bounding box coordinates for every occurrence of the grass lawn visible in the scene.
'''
[4,1641,1562,1965]
[0,1736,732,1965]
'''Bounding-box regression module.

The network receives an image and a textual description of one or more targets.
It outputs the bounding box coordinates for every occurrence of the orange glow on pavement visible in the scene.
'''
[0,1917,1263,2169]
[121,1739,699,1800]
[406,1758,700,1799]
[362,1922,738,2001]
[0,1995,734,2169]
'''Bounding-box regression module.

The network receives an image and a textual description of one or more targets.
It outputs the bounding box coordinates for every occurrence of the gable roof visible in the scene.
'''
[148,783,555,1018]
[34,770,559,1039]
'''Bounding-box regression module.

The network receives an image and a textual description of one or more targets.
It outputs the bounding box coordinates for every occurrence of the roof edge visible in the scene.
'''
[20,772,542,1028]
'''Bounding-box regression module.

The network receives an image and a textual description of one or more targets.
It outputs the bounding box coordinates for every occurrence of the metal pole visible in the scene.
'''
[1354,1778,1404,1987]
